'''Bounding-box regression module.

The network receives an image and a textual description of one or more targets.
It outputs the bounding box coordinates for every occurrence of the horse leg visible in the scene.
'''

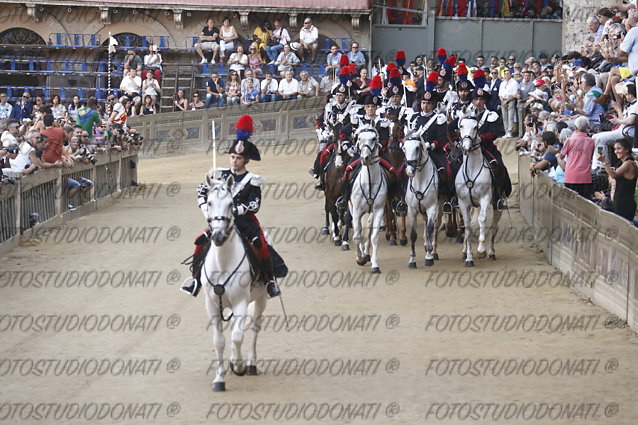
[322,207,329,236]
[331,206,342,246]
[399,213,408,245]
[341,210,351,251]
[353,209,366,265]
[206,297,227,392]
[385,202,397,245]
[424,203,437,266]
[408,208,417,269]
[369,208,383,273]
[432,202,442,260]
[458,203,474,267]
[230,301,248,376]
[476,198,489,258]
[247,295,267,375]
[488,210,503,261]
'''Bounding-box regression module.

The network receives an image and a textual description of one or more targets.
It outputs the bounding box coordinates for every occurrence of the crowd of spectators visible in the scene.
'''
[0,91,143,209]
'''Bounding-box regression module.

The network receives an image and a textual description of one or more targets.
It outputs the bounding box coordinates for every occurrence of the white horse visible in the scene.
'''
[349,125,388,273]
[402,130,442,268]
[455,115,502,267]
[202,174,268,391]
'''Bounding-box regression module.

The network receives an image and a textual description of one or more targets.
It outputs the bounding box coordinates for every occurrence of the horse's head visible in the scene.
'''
[458,116,480,154]
[205,174,235,246]
[355,125,380,166]
[401,130,426,178]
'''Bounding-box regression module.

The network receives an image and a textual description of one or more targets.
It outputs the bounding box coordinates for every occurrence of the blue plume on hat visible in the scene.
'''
[234,114,253,142]
[370,75,382,97]
[338,66,351,85]
[436,48,447,66]
[388,68,401,88]
[385,62,396,81]
[472,69,487,89]
[425,71,438,93]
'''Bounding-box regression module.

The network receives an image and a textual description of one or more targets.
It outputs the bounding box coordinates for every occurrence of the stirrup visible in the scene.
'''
[266,280,281,298]
[395,200,407,214]
[308,167,318,178]
[315,181,324,191]
[442,202,453,214]
[496,198,508,211]
[335,196,347,209]
[180,277,202,297]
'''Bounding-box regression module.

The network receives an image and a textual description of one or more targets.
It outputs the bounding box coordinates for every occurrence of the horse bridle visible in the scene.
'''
[459,117,491,208]
[405,138,435,214]
[357,129,385,210]
[460,117,481,153]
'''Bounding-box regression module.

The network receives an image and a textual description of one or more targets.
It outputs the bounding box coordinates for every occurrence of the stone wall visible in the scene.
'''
[562,0,617,53]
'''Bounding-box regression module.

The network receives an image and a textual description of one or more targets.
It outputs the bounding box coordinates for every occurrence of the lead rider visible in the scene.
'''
[182,114,286,298]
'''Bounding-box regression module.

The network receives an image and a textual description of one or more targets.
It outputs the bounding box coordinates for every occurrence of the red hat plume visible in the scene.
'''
[339,55,349,67]
[370,75,383,90]
[234,114,253,133]
[426,71,439,84]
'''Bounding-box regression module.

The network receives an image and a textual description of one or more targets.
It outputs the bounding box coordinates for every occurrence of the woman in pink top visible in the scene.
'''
[558,116,595,199]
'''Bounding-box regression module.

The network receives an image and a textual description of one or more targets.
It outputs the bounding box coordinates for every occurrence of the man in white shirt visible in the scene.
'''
[260,73,279,103]
[240,69,260,93]
[0,93,12,120]
[297,17,318,63]
[275,44,300,76]
[498,68,519,137]
[120,69,142,116]
[620,17,638,77]
[278,70,298,100]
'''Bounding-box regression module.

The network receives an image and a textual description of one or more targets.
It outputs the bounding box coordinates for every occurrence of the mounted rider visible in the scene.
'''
[182,114,286,298]
[335,93,396,210]
[406,73,455,213]
[447,65,473,125]
[466,87,511,210]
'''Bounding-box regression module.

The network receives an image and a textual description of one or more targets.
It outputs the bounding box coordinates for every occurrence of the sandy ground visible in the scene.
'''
[0,139,637,425]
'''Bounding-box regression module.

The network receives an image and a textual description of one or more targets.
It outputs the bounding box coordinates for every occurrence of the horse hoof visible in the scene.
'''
[364,255,371,263]
[341,244,350,251]
[424,259,434,267]
[408,262,417,269]
[488,254,496,261]
[455,237,463,244]
[321,227,329,235]
[477,251,486,259]
[333,239,341,246]
[213,382,226,392]
[356,257,367,266]
[399,239,408,246]
[464,261,474,267]
[433,253,439,260]
[385,233,390,241]
[370,267,381,274]
[246,365,258,376]
[389,239,397,246]
[380,225,385,231]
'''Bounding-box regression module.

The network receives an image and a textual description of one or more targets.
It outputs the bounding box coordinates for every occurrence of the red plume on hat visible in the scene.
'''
[426,71,439,92]
[370,75,382,96]
[472,69,487,89]
[348,63,357,76]
[385,62,396,80]
[338,66,351,84]
[456,63,468,81]
[436,48,447,66]
[234,114,253,141]
[395,50,406,68]
[389,68,401,87]
[339,55,349,68]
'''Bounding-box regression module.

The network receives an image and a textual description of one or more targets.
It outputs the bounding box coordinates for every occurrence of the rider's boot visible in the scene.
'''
[181,231,210,297]
[336,183,350,210]
[262,257,281,298]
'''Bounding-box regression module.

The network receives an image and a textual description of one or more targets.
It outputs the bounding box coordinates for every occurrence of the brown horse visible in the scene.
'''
[322,126,351,247]
[387,112,408,246]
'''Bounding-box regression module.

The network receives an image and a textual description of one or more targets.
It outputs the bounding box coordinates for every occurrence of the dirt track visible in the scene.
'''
[1,139,637,425]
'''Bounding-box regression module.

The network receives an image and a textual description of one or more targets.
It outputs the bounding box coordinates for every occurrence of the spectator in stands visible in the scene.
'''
[120,68,142,116]
[142,71,161,106]
[529,131,561,175]
[142,95,157,115]
[596,138,638,222]
[260,72,279,103]
[1,119,20,147]
[241,78,259,106]
[619,16,638,77]
[191,92,205,110]
[265,19,291,65]
[354,68,371,96]
[225,70,241,106]
[75,98,102,141]
[219,16,239,62]
[144,44,162,82]
[296,17,318,63]
[275,43,300,76]
[278,70,298,100]
[475,55,488,72]
[251,20,272,59]
[103,95,117,120]
[371,56,386,81]
[240,69,260,93]
[9,129,40,175]
[108,97,130,130]
[32,96,43,118]
[174,89,189,111]
[41,114,71,168]
[298,71,319,98]
[195,17,220,64]
[50,95,67,123]
[205,72,225,108]
[570,72,603,129]
[123,49,143,72]
[517,70,535,137]
[10,92,33,122]
[319,68,336,96]
[593,82,636,165]
[558,116,595,199]
[506,54,516,71]
[499,68,519,137]
[247,45,264,76]
[0,93,11,121]
[228,45,248,78]
[68,95,81,122]
[347,41,366,71]
[325,45,342,72]
[487,69,501,111]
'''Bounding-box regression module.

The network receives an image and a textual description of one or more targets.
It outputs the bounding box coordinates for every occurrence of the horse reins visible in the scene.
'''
[460,119,491,208]
[358,140,385,212]
[407,142,436,215]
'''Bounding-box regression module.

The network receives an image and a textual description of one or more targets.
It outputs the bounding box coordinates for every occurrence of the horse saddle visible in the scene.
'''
[238,236,264,284]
